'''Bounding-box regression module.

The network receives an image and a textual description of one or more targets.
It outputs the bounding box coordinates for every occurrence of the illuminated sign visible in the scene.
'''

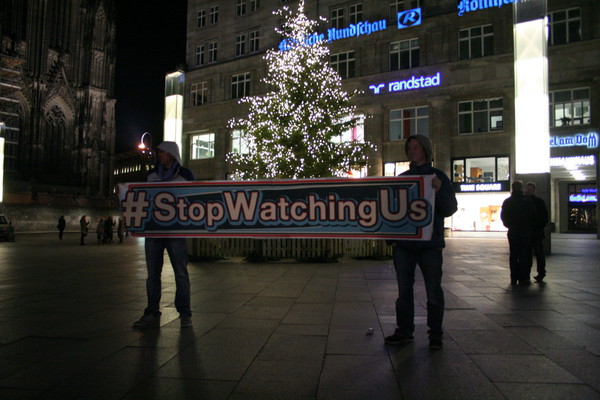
[369,72,441,95]
[459,183,504,192]
[550,132,598,149]
[458,0,522,16]
[398,8,422,29]
[279,9,421,51]
[569,192,597,203]
[550,156,595,168]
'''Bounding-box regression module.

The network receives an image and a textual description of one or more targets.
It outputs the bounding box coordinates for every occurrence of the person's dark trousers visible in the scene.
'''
[80,233,85,245]
[59,230,64,240]
[144,237,192,317]
[507,231,532,282]
[531,236,546,277]
[392,245,444,339]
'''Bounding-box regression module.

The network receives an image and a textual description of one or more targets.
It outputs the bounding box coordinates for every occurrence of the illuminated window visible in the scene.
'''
[231,72,251,99]
[389,107,429,141]
[459,25,493,60]
[390,38,419,70]
[458,98,503,134]
[349,3,363,24]
[235,33,246,57]
[209,6,219,24]
[330,7,344,29]
[384,161,410,176]
[249,30,260,53]
[195,45,205,66]
[191,133,215,160]
[331,115,365,144]
[550,88,590,127]
[191,82,208,106]
[231,130,250,154]
[208,41,218,63]
[548,8,581,46]
[330,51,355,79]
[197,10,206,28]
[452,157,509,183]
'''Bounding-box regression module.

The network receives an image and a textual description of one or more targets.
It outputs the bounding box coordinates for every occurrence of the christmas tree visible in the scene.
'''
[228,0,376,180]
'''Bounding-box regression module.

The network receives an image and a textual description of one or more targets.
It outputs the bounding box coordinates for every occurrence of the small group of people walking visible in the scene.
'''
[501,180,549,286]
[94,216,126,245]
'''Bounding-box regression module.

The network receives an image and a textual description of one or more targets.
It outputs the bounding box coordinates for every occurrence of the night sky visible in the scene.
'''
[114,1,188,153]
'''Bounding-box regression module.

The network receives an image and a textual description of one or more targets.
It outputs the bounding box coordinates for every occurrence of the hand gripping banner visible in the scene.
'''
[118,176,435,240]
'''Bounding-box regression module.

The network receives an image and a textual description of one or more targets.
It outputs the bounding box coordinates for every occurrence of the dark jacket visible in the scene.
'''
[529,195,549,239]
[501,190,535,236]
[390,162,458,249]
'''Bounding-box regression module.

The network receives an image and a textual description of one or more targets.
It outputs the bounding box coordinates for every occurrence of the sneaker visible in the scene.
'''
[384,333,414,345]
[180,317,193,328]
[429,337,443,350]
[132,313,160,328]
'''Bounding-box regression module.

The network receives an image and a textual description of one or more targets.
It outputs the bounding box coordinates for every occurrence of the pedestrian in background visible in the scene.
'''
[501,181,536,286]
[133,141,195,329]
[385,135,458,350]
[57,216,66,240]
[117,217,126,244]
[79,215,89,245]
[104,216,115,244]
[96,217,105,244]
[525,182,549,282]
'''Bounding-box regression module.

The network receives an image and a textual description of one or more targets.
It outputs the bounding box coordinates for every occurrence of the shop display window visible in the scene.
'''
[384,161,410,176]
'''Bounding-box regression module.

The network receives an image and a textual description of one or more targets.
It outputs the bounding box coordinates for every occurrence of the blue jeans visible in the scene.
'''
[392,246,444,338]
[144,238,191,317]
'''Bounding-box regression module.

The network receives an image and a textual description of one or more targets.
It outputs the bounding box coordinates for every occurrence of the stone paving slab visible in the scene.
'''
[0,233,599,399]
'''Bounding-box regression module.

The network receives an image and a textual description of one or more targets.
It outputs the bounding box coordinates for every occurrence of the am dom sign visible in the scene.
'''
[118,177,435,240]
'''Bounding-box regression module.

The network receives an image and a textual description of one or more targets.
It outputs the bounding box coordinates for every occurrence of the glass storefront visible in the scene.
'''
[567,184,597,232]
[452,192,508,231]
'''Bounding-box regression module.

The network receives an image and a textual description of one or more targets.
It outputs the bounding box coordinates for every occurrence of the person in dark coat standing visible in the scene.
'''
[57,216,66,240]
[501,181,536,286]
[525,182,549,282]
[79,215,89,245]
[384,135,458,350]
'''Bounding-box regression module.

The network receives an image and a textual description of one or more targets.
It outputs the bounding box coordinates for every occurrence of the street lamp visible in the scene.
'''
[138,132,152,153]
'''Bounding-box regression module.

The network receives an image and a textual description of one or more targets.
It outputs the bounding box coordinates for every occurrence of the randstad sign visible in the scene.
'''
[278,9,422,51]
[458,0,523,16]
[369,72,442,95]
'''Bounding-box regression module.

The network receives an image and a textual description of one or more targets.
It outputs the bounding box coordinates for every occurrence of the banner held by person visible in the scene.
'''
[118,176,435,240]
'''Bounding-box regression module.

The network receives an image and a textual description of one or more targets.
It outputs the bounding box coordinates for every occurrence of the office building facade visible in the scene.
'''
[183,0,599,234]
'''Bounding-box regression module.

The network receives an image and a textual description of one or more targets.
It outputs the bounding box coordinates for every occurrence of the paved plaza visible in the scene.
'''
[0,232,599,400]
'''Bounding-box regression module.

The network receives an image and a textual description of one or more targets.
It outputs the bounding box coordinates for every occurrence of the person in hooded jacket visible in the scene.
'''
[133,141,195,329]
[384,135,458,350]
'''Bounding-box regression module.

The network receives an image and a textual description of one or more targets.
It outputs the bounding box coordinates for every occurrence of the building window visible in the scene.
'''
[330,7,344,29]
[452,156,509,183]
[235,34,246,57]
[231,72,251,99]
[390,38,419,70]
[389,0,405,20]
[197,10,206,28]
[459,25,493,60]
[330,51,355,79]
[191,133,215,160]
[349,3,363,24]
[209,6,219,24]
[384,161,410,176]
[208,41,218,63]
[236,0,247,16]
[250,0,260,12]
[191,82,208,106]
[548,8,581,46]
[458,98,503,134]
[550,88,590,126]
[231,130,250,154]
[195,45,205,66]
[389,106,429,141]
[249,30,260,53]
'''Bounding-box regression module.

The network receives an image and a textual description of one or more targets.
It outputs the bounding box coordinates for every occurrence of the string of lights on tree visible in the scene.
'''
[227,0,376,180]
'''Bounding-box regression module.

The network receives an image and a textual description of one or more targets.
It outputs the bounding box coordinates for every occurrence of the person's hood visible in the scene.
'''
[156,141,182,165]
[405,135,433,163]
